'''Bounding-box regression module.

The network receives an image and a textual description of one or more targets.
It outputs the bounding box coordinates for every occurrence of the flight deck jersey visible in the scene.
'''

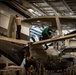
[42,27,52,38]
[42,27,49,34]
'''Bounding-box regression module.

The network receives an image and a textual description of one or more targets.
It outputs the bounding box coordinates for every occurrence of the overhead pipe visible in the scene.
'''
[1,1,30,18]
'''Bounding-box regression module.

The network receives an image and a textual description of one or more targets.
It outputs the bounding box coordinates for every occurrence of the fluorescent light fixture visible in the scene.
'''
[28,9,34,12]
[69,13,73,15]
[72,38,76,40]
[34,11,41,16]
[70,52,74,55]
[0,10,4,13]
[49,13,54,15]
[37,20,40,22]
[67,27,70,28]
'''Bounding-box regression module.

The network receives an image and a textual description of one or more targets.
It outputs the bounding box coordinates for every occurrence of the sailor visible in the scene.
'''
[15,15,22,39]
[42,25,53,39]
[42,25,55,49]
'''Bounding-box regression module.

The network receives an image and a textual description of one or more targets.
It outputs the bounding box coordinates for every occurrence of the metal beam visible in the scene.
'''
[31,4,48,15]
[23,0,46,15]
[67,3,76,6]
[65,1,76,3]
[26,0,44,3]
[12,1,33,17]
[1,1,30,18]
[55,14,62,35]
[42,0,61,15]
[61,0,74,14]
[26,0,54,15]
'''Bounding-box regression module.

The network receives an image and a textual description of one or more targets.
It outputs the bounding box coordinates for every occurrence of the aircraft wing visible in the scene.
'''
[59,16,76,22]
[33,34,76,45]
[23,16,76,23]
[0,34,75,65]
[0,34,76,45]
[0,40,25,65]
[22,16,55,23]
[23,16,76,26]
[0,36,29,65]
[0,36,29,45]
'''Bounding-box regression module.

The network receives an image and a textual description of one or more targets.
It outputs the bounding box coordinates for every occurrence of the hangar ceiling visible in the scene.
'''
[25,0,75,16]
[24,0,76,16]
[1,0,76,17]
[1,0,76,30]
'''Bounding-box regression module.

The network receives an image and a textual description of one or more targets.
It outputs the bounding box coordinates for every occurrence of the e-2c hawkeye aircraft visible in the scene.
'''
[0,16,76,72]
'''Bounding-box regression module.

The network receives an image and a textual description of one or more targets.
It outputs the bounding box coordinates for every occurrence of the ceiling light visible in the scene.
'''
[37,20,40,22]
[28,9,34,12]
[72,38,76,40]
[67,27,70,28]
[69,13,73,15]
[0,10,4,13]
[70,53,74,55]
[49,13,54,15]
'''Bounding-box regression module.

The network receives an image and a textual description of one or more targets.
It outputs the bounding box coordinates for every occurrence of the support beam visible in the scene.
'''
[55,14,62,35]
[7,15,16,38]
